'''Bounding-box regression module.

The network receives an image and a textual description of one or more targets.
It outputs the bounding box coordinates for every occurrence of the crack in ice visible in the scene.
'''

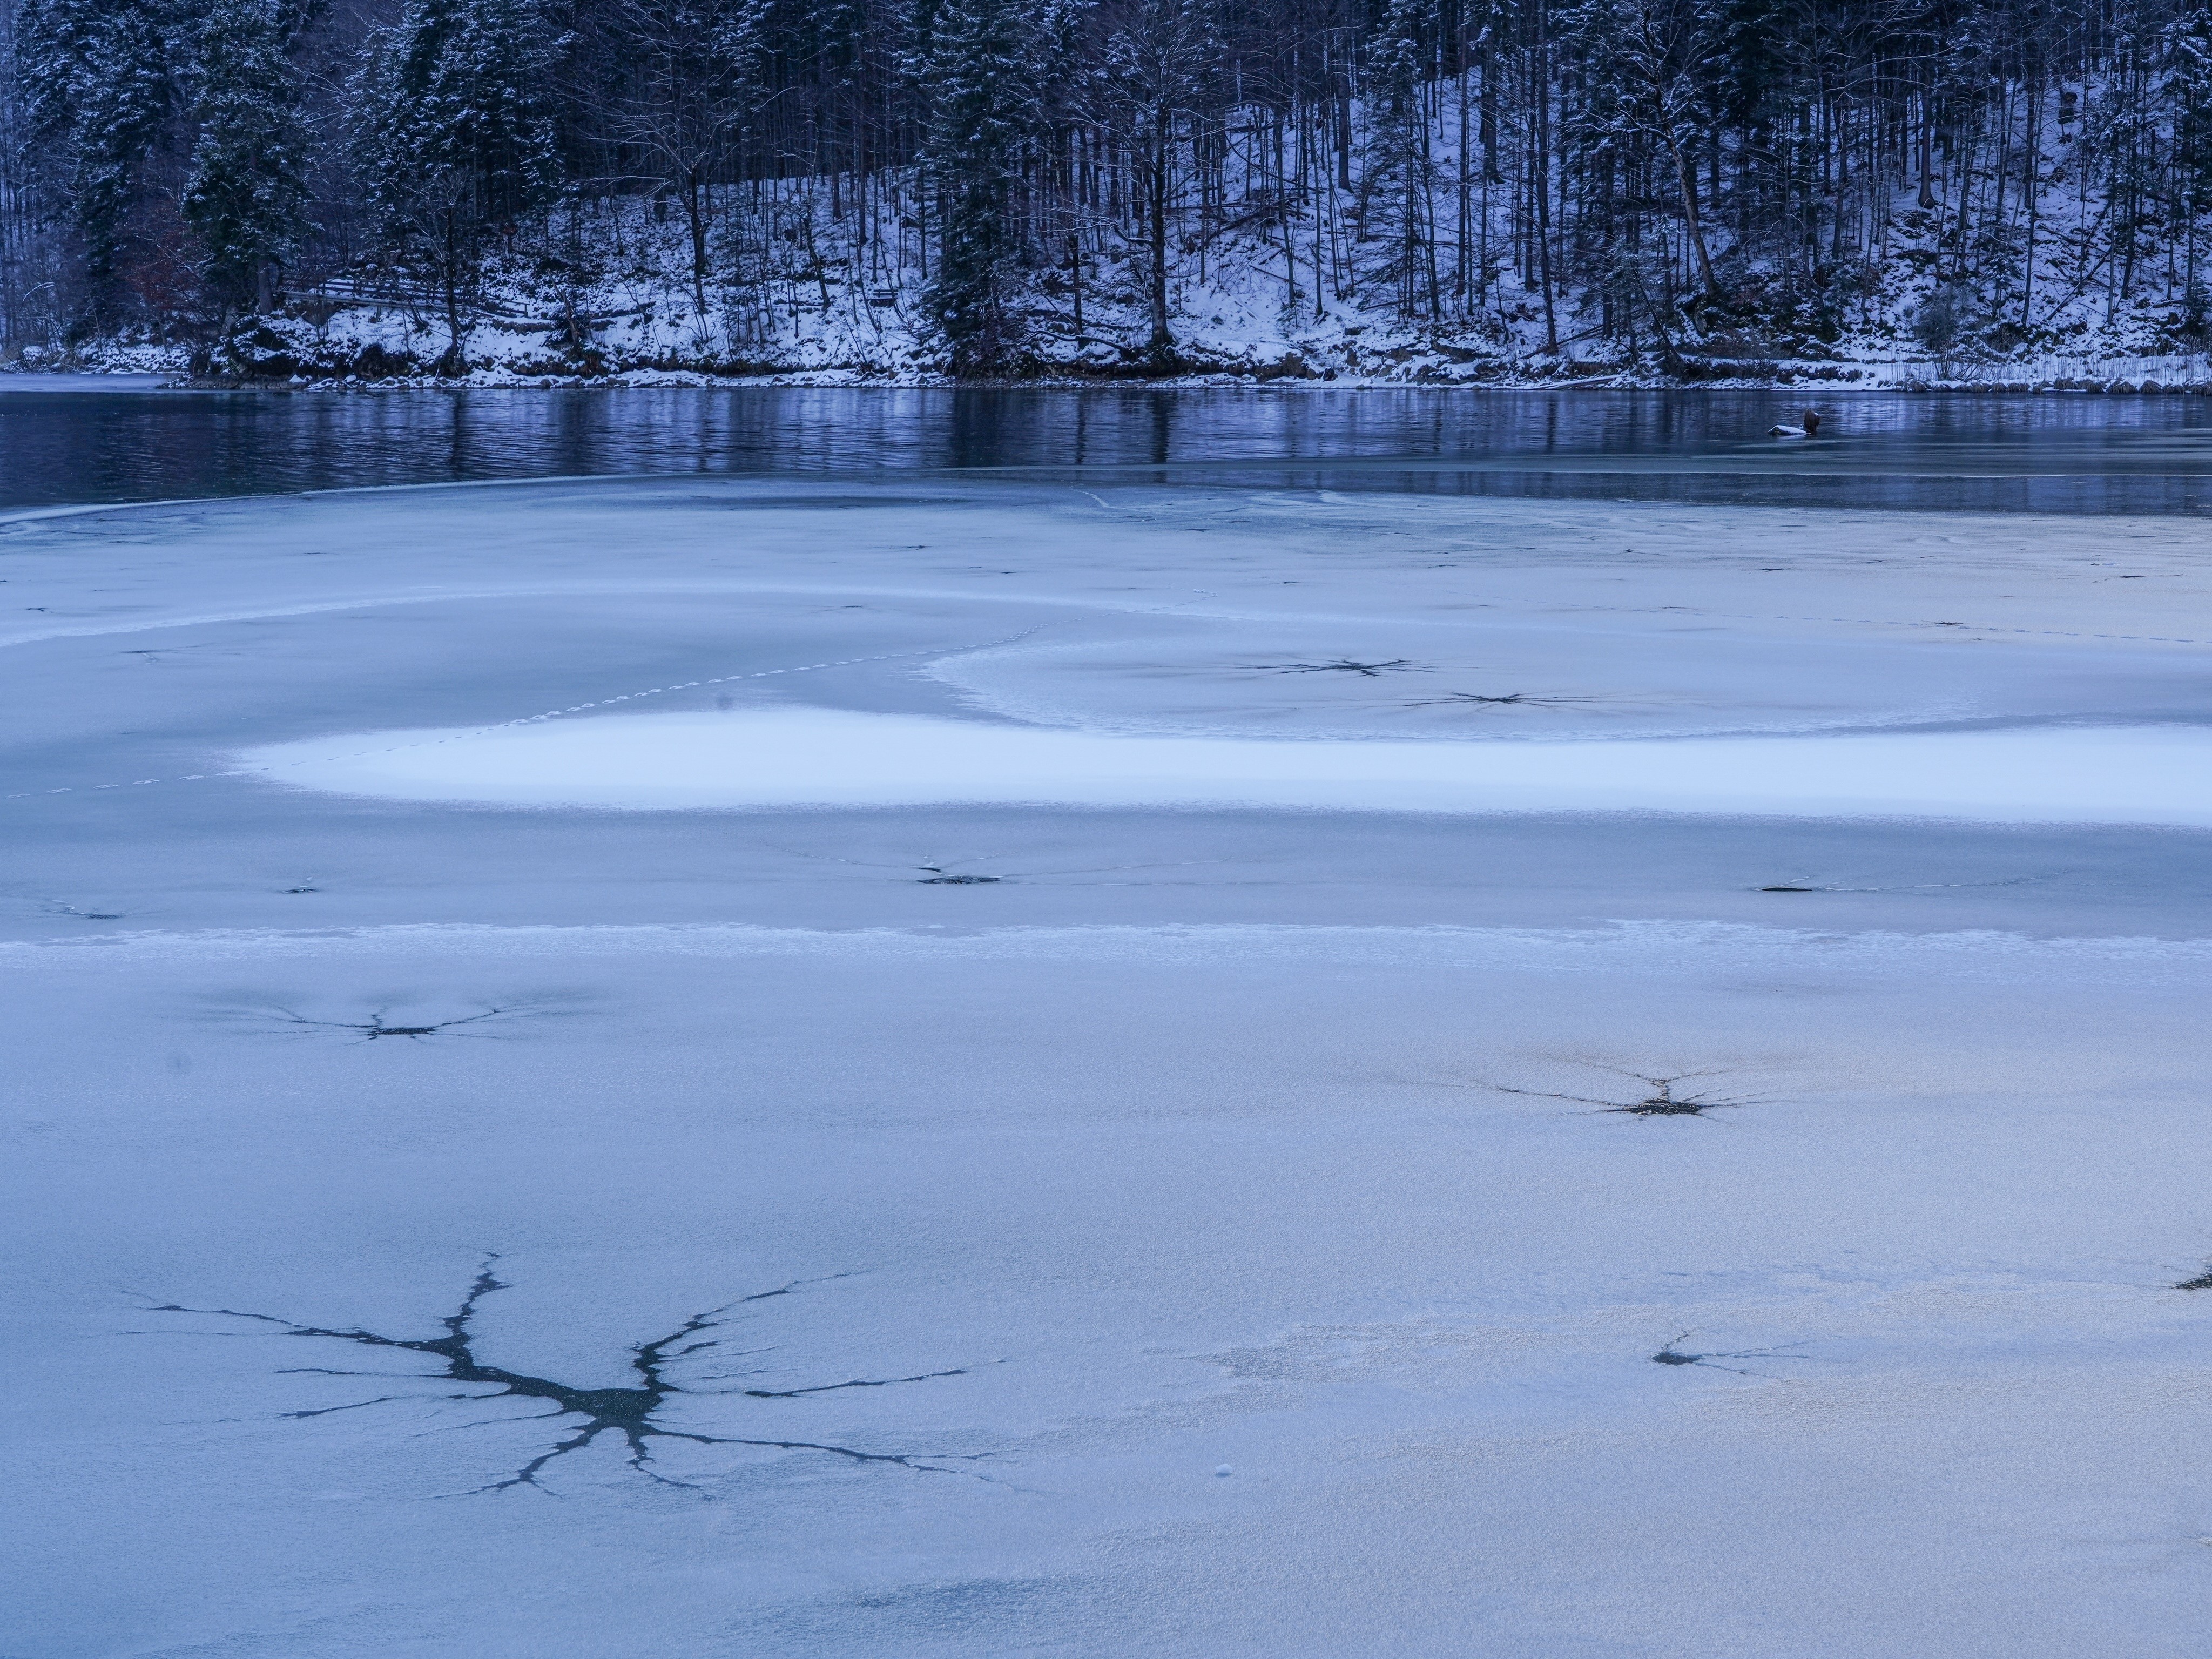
[142,1260,983,1493]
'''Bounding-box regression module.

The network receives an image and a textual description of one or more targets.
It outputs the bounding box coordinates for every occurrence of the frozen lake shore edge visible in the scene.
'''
[13,361,2212,394]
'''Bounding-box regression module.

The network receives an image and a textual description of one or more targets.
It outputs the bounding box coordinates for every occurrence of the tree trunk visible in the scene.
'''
[1918,97,1938,210]
[685,169,711,321]
[440,213,465,376]
[1534,48,1557,352]
[1148,109,1172,361]
[1662,123,1723,299]
[1068,232,1083,339]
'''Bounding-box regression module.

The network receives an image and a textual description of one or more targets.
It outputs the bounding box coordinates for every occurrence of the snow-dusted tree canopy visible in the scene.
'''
[5,0,2212,376]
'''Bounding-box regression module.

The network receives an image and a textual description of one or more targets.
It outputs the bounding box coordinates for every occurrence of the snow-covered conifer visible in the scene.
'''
[12,0,184,329]
[921,0,1038,373]
[183,0,311,316]
[354,0,563,370]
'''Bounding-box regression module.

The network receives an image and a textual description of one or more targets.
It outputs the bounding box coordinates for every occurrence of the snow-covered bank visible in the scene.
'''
[6,479,2212,1657]
[17,341,2210,393]
[21,147,2212,394]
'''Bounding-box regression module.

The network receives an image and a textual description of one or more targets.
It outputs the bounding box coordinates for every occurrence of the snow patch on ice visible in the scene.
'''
[245,705,2212,827]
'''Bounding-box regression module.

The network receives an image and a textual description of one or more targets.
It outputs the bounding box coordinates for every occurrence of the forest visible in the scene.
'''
[5,0,2212,380]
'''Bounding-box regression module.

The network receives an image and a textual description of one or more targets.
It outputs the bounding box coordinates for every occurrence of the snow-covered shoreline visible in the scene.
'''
[12,358,2212,393]
[17,161,2212,396]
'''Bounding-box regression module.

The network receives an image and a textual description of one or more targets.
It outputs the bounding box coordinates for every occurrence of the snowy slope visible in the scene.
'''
[21,85,2212,393]
[175,176,2212,388]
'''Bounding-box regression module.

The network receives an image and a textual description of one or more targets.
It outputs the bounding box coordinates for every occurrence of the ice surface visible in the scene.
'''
[5,477,2212,1658]
[0,373,176,394]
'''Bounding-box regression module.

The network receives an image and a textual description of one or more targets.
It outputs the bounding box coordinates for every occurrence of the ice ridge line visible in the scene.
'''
[1620,607,2210,647]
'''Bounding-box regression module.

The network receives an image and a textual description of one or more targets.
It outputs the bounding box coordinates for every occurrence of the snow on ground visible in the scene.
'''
[22,124,2210,392]
[5,478,2212,1657]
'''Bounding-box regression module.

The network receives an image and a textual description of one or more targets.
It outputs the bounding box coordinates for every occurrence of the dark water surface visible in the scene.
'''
[8,381,2212,514]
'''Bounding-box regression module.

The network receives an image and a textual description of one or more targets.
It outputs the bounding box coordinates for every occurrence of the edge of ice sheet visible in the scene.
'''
[12,921,2212,985]
[0,372,174,394]
[241,706,2212,828]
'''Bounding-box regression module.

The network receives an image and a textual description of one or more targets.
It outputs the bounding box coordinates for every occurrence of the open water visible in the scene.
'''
[6,379,2212,514]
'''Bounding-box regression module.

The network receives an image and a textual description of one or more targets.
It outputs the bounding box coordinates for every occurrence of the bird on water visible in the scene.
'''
[1769,409,1823,439]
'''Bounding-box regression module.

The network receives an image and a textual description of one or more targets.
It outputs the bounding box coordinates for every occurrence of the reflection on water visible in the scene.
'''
[6,384,2212,514]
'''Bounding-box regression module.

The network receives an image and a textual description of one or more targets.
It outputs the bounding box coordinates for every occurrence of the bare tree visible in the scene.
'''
[610,0,761,322]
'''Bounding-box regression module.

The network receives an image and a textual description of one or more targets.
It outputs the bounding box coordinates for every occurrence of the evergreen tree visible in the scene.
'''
[2165,7,2212,302]
[12,0,183,329]
[355,0,563,371]
[921,0,1037,374]
[184,0,312,316]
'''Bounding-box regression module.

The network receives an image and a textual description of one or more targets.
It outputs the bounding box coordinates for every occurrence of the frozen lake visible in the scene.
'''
[5,398,2212,1657]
